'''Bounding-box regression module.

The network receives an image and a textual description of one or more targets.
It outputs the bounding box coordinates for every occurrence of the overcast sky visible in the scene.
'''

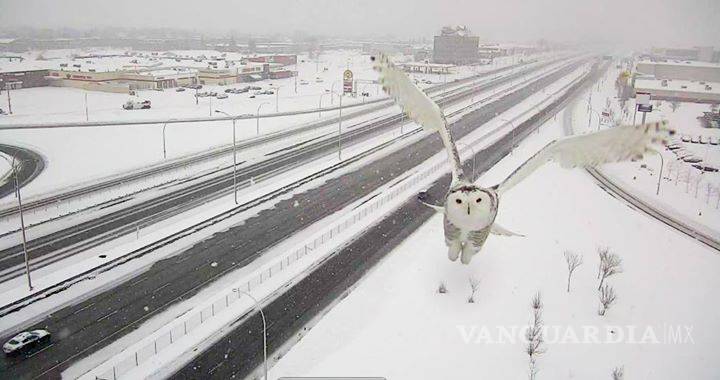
[1,0,718,47]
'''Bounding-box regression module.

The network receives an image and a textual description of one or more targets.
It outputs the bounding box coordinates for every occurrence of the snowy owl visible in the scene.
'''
[372,54,674,265]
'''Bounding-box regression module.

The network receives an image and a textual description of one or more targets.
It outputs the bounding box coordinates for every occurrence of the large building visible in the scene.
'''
[648,46,719,63]
[636,60,720,83]
[45,68,199,93]
[433,26,479,65]
[633,60,720,103]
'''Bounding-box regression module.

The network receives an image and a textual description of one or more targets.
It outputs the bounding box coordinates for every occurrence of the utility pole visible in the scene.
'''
[215,110,238,204]
[338,92,343,160]
[1,155,31,290]
[6,84,12,114]
[84,92,89,121]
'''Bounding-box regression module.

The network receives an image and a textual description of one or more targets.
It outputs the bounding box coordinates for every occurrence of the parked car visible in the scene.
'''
[690,136,700,144]
[207,91,218,97]
[249,86,262,91]
[224,88,234,93]
[710,137,718,145]
[300,80,309,85]
[176,87,186,92]
[692,164,719,172]
[3,330,51,355]
[681,135,691,142]
[682,156,703,163]
[216,93,229,99]
[195,92,210,97]
[122,99,151,110]
[666,144,682,150]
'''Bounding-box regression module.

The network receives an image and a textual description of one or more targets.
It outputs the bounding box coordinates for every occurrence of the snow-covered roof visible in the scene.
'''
[635,78,720,95]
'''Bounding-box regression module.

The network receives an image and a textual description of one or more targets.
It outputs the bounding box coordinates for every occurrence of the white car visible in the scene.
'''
[3,330,51,355]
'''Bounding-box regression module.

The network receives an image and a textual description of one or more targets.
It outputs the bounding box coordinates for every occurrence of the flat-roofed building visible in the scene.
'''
[433,26,479,65]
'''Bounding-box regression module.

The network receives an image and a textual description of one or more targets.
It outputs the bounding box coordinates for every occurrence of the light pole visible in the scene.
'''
[215,110,239,204]
[656,150,664,196]
[336,89,343,160]
[318,92,331,119]
[256,102,270,135]
[500,118,517,154]
[330,80,341,105]
[1,154,31,290]
[457,142,477,180]
[161,118,177,160]
[587,108,601,131]
[234,288,267,380]
[270,86,280,112]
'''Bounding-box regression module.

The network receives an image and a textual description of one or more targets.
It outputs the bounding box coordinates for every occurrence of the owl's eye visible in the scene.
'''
[476,198,482,203]
[455,199,462,204]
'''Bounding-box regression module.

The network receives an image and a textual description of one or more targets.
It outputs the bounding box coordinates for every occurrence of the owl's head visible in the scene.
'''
[446,184,497,230]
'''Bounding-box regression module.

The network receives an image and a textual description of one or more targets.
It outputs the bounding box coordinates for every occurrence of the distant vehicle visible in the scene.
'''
[690,136,700,144]
[3,330,51,355]
[682,156,703,163]
[216,93,228,99]
[361,92,370,97]
[224,88,234,93]
[706,85,713,91]
[0,108,5,115]
[661,79,668,87]
[186,84,202,90]
[300,80,309,85]
[207,91,218,97]
[699,136,709,144]
[666,144,682,150]
[681,135,691,142]
[176,87,186,92]
[692,164,719,172]
[195,92,210,97]
[249,86,262,91]
[710,138,719,145]
[249,95,256,98]
[123,99,151,110]
[254,90,274,95]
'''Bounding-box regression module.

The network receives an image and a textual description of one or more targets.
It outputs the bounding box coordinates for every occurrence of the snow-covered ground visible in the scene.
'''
[269,100,720,380]
[571,63,720,233]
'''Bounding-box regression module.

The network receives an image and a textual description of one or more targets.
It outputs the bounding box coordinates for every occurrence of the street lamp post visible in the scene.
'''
[656,151,664,196]
[318,92,331,119]
[234,289,267,380]
[1,154,31,290]
[215,110,239,204]
[256,102,270,135]
[161,118,177,160]
[330,80,340,105]
[336,89,343,160]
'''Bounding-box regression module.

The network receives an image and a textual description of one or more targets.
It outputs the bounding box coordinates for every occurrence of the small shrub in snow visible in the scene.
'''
[526,292,545,380]
[564,250,583,293]
[598,284,618,316]
[467,276,480,303]
[612,366,624,380]
[597,248,623,290]
[438,281,448,294]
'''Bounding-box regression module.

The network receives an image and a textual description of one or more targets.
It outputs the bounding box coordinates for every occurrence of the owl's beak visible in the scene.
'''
[467,204,471,215]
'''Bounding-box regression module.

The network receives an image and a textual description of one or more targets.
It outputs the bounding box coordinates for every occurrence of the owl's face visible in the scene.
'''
[445,184,497,230]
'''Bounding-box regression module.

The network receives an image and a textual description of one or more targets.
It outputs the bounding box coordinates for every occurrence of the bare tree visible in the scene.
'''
[438,281,448,294]
[526,292,545,380]
[597,248,623,290]
[467,276,480,303]
[612,366,624,380]
[564,251,583,292]
[598,284,618,316]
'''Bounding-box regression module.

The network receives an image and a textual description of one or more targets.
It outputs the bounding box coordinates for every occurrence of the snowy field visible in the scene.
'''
[572,63,720,233]
[269,105,720,380]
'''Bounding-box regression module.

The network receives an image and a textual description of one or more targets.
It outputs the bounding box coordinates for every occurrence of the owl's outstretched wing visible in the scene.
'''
[373,54,465,183]
[493,121,675,195]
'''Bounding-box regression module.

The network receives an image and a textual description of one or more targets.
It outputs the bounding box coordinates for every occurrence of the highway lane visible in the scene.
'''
[0,59,533,219]
[0,144,45,200]
[173,59,607,380]
[0,58,587,379]
[0,58,561,280]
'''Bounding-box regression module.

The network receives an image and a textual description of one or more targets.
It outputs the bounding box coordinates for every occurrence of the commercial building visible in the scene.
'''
[433,26,479,65]
[397,62,454,74]
[648,46,719,63]
[636,61,720,83]
[0,70,49,90]
[45,68,199,93]
[633,60,720,103]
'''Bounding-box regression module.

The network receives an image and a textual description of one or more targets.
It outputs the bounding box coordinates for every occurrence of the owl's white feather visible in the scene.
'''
[373,54,465,182]
[494,120,675,195]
